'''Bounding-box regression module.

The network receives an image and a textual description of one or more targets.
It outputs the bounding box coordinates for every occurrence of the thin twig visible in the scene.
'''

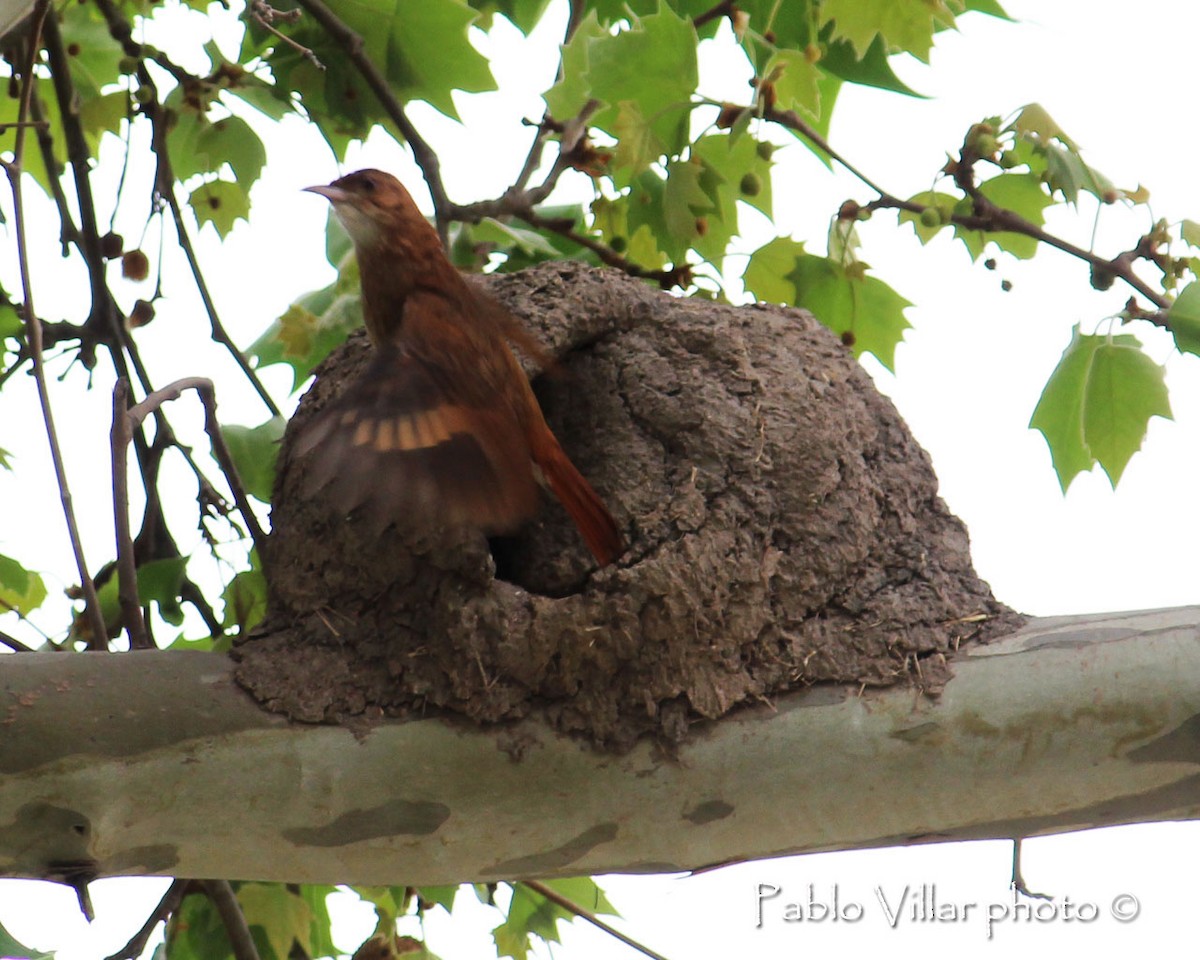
[518,880,672,960]
[121,378,269,561]
[202,881,261,960]
[104,879,190,960]
[111,379,151,650]
[761,101,1172,315]
[520,211,685,287]
[0,627,35,652]
[2,0,109,651]
[160,186,283,418]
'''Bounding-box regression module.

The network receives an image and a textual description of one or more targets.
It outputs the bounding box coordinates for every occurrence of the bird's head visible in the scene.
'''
[304,169,426,250]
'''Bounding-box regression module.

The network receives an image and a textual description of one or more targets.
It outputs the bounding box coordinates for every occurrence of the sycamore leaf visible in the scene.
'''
[0,553,47,616]
[1167,281,1200,357]
[744,236,806,305]
[819,32,924,98]
[189,180,251,237]
[222,416,287,503]
[167,111,267,188]
[764,48,821,117]
[222,562,267,634]
[0,302,21,339]
[542,11,606,120]
[417,885,461,912]
[1009,102,1073,147]
[94,556,189,629]
[789,254,912,370]
[586,4,699,164]
[821,0,950,63]
[0,919,52,960]
[237,882,313,960]
[611,100,662,176]
[745,239,911,369]
[1181,219,1200,249]
[1030,327,1172,490]
[899,191,958,243]
[0,446,12,471]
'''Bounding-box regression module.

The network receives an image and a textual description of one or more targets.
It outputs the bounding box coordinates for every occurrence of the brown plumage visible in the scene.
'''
[298,168,623,567]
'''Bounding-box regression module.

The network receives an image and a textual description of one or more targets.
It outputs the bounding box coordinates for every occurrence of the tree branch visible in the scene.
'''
[2,608,1198,884]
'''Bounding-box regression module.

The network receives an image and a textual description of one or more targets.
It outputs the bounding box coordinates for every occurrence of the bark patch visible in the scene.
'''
[235,262,1022,751]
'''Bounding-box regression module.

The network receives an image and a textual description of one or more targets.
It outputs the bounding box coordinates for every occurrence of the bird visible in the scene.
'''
[295,168,624,568]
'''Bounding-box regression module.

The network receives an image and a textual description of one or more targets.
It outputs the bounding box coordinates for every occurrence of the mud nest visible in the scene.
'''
[235,261,1022,751]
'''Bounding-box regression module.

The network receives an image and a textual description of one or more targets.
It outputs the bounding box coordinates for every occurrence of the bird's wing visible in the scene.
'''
[293,294,539,535]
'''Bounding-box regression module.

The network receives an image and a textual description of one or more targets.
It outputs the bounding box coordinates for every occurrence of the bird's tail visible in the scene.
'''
[535,439,624,567]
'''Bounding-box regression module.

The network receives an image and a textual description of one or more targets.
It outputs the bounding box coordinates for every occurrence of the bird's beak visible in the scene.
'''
[304,183,350,203]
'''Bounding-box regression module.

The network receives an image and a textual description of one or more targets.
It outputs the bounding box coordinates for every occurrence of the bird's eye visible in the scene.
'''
[358,174,376,194]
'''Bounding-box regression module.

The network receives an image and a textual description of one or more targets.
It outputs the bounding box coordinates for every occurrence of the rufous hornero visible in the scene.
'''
[296,169,624,567]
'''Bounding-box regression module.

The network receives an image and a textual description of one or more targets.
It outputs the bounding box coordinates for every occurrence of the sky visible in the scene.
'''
[1,0,1199,957]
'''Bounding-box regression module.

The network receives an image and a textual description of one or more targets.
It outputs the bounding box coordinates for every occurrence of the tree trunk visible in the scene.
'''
[2,606,1197,886]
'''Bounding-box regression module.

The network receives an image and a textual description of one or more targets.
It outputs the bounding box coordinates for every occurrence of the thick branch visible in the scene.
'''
[1,608,1198,885]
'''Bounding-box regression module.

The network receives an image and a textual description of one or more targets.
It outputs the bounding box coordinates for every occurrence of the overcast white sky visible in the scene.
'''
[2,0,1198,957]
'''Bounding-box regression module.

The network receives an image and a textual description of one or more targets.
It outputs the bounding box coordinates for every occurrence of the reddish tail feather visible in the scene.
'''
[534,439,623,567]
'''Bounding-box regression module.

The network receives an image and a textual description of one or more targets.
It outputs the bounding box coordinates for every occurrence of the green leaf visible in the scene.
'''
[471,218,562,258]
[819,33,924,97]
[1181,219,1200,250]
[58,3,125,99]
[1030,327,1172,490]
[611,100,662,176]
[0,553,48,616]
[469,0,554,33]
[1168,282,1200,356]
[416,884,461,912]
[491,880,615,960]
[822,0,950,63]
[0,919,52,960]
[167,888,229,960]
[542,11,606,120]
[1009,102,1074,147]
[0,301,21,339]
[0,446,12,471]
[586,3,699,164]
[189,180,252,237]
[222,559,268,634]
[237,882,313,960]
[764,48,821,117]
[789,254,912,370]
[167,110,267,188]
[954,172,1053,260]
[136,557,189,626]
[744,236,807,305]
[297,885,339,960]
[222,416,287,503]
[899,191,958,243]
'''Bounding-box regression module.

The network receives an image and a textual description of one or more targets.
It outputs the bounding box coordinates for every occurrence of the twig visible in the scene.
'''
[121,378,269,561]
[290,0,452,236]
[761,101,1173,316]
[111,379,151,650]
[0,627,35,652]
[246,0,325,69]
[104,879,190,960]
[1010,838,1052,901]
[2,0,109,651]
[518,880,672,960]
[160,186,283,418]
[202,881,261,960]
